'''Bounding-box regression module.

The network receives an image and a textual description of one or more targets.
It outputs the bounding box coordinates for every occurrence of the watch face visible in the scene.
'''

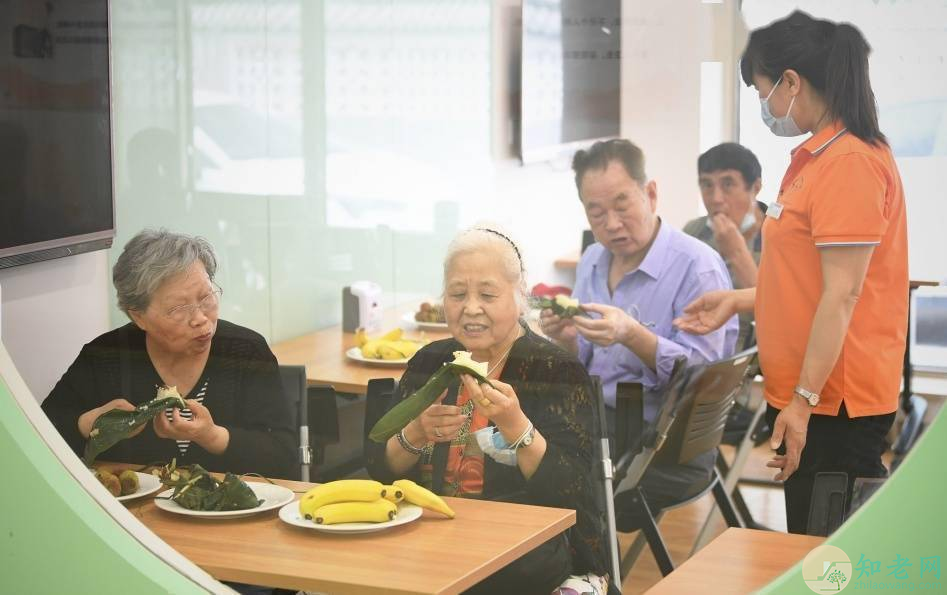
[521,430,534,447]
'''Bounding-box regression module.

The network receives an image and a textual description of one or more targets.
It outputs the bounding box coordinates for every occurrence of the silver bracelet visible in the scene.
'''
[510,421,534,450]
[397,428,426,456]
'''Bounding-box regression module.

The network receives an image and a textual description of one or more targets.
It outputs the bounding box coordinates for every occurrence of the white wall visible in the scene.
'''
[0,251,111,403]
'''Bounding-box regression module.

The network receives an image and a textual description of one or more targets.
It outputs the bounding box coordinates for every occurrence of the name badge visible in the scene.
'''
[767,202,784,220]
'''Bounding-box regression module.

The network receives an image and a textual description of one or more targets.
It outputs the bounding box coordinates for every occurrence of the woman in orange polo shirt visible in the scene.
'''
[674,11,908,534]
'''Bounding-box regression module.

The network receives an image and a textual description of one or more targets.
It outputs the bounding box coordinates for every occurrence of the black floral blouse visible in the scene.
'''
[366,323,608,577]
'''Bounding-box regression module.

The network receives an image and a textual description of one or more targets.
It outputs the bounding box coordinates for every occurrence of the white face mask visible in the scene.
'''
[761,76,803,137]
[706,210,757,233]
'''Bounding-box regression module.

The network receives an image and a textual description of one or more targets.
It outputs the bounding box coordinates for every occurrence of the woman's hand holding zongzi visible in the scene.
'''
[78,399,143,439]
[153,399,230,454]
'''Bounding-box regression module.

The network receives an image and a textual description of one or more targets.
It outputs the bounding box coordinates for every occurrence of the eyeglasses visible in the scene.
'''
[164,286,222,324]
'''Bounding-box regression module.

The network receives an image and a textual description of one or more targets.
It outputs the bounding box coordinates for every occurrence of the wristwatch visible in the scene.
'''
[794,385,820,407]
[514,424,535,449]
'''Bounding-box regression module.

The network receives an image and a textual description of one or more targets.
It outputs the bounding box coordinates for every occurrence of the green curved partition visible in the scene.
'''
[0,346,225,594]
[761,405,946,593]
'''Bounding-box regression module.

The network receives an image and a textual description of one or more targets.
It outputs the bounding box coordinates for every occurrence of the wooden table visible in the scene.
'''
[123,473,575,594]
[648,528,824,594]
[554,250,580,271]
[271,306,451,394]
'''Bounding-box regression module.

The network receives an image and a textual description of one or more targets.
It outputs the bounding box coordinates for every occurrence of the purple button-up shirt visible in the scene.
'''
[573,220,738,422]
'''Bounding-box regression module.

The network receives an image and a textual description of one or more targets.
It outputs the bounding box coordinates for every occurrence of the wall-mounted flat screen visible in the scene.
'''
[520,0,620,163]
[0,0,114,269]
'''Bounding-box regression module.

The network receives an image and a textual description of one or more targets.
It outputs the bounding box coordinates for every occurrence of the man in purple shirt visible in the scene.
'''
[541,138,738,514]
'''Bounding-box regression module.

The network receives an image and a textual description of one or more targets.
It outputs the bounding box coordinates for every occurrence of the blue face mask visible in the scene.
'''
[761,76,803,137]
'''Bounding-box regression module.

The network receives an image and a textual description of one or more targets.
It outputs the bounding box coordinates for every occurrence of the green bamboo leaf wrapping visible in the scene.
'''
[164,465,261,511]
[368,362,494,443]
[83,394,186,465]
[530,296,583,318]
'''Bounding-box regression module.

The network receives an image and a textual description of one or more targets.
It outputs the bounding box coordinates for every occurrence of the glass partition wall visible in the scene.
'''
[110,0,495,341]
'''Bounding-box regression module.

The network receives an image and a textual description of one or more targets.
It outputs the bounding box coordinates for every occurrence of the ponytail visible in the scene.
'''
[740,11,887,145]
[825,24,886,145]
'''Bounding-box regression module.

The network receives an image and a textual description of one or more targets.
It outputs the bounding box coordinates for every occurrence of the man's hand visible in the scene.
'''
[572,303,639,347]
[539,308,578,352]
[674,289,739,335]
[767,397,812,481]
[709,214,750,262]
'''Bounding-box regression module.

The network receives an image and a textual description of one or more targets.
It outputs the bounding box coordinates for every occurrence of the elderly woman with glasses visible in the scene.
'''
[365,225,608,595]
[42,229,295,479]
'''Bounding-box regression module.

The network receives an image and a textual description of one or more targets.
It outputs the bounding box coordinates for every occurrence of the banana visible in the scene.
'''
[361,340,381,359]
[379,328,403,342]
[392,340,421,358]
[376,343,402,360]
[393,479,455,518]
[381,485,404,503]
[313,499,398,525]
[359,328,421,359]
[298,479,386,520]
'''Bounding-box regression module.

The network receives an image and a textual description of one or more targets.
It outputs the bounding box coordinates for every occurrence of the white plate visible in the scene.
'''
[153,482,295,519]
[116,472,163,502]
[345,346,410,366]
[401,311,448,331]
[278,500,423,534]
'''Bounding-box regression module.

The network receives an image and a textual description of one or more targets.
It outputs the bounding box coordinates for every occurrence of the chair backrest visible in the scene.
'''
[279,365,338,480]
[278,365,306,434]
[278,365,307,480]
[362,377,398,449]
[652,348,757,466]
[581,229,596,253]
[590,375,622,592]
[614,357,688,467]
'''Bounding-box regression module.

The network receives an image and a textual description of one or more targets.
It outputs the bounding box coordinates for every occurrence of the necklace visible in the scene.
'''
[485,333,519,377]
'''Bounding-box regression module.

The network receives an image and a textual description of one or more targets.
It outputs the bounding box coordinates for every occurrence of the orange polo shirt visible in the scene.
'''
[756,122,908,417]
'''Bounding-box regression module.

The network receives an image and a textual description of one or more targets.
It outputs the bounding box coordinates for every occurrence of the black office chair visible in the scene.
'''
[612,349,756,579]
[278,365,338,481]
[581,229,596,253]
[362,377,398,448]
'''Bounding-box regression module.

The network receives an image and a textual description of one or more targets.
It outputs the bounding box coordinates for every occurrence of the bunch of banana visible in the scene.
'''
[298,479,406,525]
[355,327,426,360]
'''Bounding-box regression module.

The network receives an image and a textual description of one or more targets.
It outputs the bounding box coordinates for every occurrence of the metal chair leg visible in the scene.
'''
[619,491,667,580]
[692,397,767,554]
[711,472,743,528]
[636,495,675,576]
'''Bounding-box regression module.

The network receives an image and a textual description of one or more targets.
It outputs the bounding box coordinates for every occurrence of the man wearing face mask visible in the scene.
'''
[675,12,908,535]
[683,143,766,352]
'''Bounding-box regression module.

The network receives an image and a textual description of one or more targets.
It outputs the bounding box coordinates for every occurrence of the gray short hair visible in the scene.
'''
[113,229,218,315]
[443,224,529,316]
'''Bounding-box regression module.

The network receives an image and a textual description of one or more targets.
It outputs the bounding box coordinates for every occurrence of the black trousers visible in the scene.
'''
[765,403,895,534]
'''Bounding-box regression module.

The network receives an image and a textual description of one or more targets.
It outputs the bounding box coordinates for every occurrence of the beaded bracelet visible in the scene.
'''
[397,428,426,456]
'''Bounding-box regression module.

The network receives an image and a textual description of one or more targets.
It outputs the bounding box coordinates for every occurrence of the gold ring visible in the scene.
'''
[480,398,491,407]
[434,426,443,438]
